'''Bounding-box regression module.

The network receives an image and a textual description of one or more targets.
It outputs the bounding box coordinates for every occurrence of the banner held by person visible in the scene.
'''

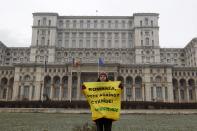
[83,81,121,121]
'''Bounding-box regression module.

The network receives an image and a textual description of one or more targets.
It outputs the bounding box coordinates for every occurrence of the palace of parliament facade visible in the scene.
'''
[0,12,197,103]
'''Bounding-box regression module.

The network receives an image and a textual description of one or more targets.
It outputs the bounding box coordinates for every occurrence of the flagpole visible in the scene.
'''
[98,58,99,77]
[41,56,46,101]
[70,66,72,102]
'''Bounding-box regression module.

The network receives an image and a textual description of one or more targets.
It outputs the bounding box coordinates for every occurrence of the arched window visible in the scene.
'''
[43,17,47,25]
[145,18,148,25]
[48,20,51,26]
[53,76,60,98]
[135,76,142,99]
[24,75,30,81]
[44,76,51,99]
[126,76,133,99]
[146,38,149,45]
[72,76,78,98]
[41,37,45,45]
[155,76,162,83]
[62,76,68,98]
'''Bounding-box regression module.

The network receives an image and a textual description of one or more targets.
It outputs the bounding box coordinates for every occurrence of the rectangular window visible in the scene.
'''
[100,32,105,38]
[58,40,62,47]
[122,40,126,48]
[94,20,97,28]
[115,21,118,28]
[73,20,77,28]
[65,40,69,48]
[24,86,30,99]
[126,88,132,98]
[66,20,70,28]
[65,32,69,38]
[79,40,83,48]
[108,40,111,48]
[101,20,104,28]
[72,33,76,38]
[135,88,141,99]
[101,40,105,48]
[140,21,142,26]
[72,40,76,48]
[122,21,125,28]
[94,40,97,48]
[115,40,119,48]
[86,40,90,48]
[115,33,119,39]
[79,32,83,38]
[107,33,112,39]
[87,20,90,28]
[108,20,111,28]
[156,87,162,99]
[80,20,83,28]
[121,32,126,39]
[86,32,90,38]
[93,32,98,38]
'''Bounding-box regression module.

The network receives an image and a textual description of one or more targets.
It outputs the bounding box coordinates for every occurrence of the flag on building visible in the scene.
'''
[73,58,80,67]
[98,57,104,66]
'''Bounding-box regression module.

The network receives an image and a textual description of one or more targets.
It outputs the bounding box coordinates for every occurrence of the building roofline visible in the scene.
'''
[133,13,159,16]
[184,37,197,48]
[59,16,133,19]
[0,41,7,48]
[33,12,59,16]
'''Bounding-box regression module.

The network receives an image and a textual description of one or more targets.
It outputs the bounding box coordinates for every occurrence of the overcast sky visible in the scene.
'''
[0,0,196,48]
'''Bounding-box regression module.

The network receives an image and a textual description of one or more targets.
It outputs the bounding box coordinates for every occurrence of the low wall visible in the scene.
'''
[1,108,197,114]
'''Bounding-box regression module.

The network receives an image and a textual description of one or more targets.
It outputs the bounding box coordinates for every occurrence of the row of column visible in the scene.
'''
[11,73,176,102]
[0,86,13,101]
[174,87,197,102]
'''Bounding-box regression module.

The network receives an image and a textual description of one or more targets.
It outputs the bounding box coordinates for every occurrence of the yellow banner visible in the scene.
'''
[83,81,121,121]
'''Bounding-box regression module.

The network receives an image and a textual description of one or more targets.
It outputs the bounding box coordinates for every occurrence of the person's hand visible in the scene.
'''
[119,84,123,89]
[82,85,86,90]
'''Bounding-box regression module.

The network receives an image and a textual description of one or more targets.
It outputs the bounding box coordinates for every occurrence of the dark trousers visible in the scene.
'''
[95,118,112,131]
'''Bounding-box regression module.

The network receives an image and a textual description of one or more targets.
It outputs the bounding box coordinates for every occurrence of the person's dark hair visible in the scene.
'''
[97,77,109,82]
[97,72,109,82]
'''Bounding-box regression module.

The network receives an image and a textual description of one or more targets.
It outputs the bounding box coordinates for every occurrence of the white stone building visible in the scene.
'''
[0,12,197,102]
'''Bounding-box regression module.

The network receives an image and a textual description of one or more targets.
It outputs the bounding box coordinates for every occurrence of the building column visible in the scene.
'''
[178,88,181,103]
[6,86,9,101]
[186,87,189,102]
[142,84,145,101]
[145,83,151,101]
[132,84,135,101]
[50,83,53,100]
[29,85,33,101]
[195,86,197,102]
[153,86,156,101]
[68,73,72,101]
[167,83,174,103]
[123,77,126,101]
[59,82,63,101]
[114,72,118,81]
[41,82,44,101]
[58,78,62,100]
[162,86,165,102]
[76,72,81,100]
[12,82,19,100]
[33,82,41,100]
[20,85,24,100]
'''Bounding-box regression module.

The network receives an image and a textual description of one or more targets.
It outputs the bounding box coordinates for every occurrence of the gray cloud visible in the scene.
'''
[0,0,197,48]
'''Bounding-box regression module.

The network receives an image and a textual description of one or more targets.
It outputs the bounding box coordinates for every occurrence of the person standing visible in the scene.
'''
[82,72,123,131]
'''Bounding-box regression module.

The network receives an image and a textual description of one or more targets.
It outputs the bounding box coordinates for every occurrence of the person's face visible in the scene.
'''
[99,75,107,82]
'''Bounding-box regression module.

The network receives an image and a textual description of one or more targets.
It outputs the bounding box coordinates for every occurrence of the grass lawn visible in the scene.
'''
[0,113,197,131]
